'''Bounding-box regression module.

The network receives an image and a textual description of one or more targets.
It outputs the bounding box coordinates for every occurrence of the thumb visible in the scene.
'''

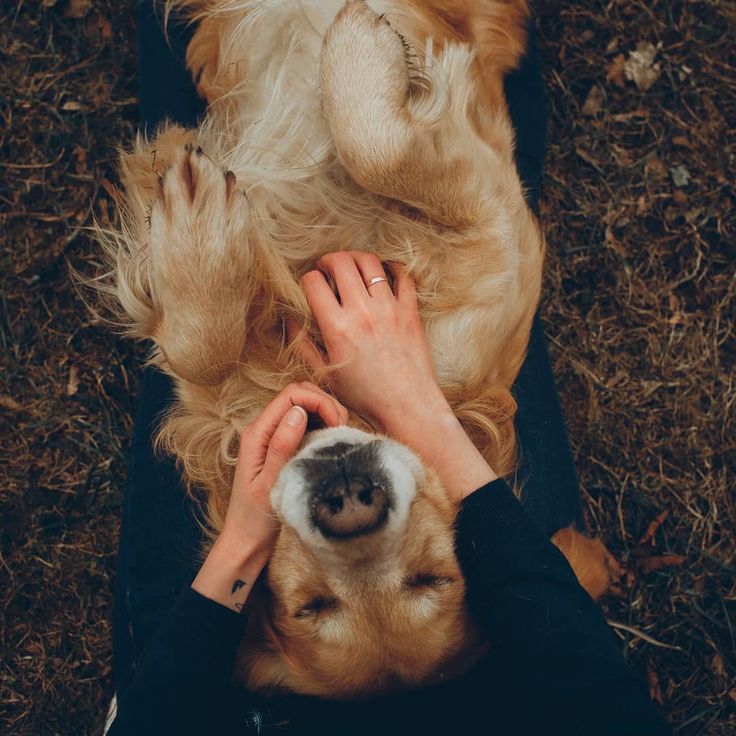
[260,405,308,483]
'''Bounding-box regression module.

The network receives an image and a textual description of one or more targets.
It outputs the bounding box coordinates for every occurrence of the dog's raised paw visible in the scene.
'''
[155,146,245,228]
[147,146,252,386]
[321,2,415,121]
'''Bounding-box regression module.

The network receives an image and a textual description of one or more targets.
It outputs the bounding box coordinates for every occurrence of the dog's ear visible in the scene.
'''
[236,642,291,694]
[233,584,292,694]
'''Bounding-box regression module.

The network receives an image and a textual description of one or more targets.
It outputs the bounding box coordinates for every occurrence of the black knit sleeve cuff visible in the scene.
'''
[455,479,577,589]
[170,587,246,665]
[133,586,247,690]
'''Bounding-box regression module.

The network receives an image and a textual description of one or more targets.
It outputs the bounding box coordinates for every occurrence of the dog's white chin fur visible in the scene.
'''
[271,427,425,554]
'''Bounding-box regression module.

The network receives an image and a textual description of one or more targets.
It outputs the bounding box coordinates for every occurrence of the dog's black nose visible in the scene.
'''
[313,474,389,539]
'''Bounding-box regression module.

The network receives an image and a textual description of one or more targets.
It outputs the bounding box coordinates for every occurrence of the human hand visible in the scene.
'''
[294,252,497,502]
[295,251,451,437]
[192,383,348,612]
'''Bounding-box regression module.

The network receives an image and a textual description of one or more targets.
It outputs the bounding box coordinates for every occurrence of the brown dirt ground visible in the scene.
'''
[1,0,734,734]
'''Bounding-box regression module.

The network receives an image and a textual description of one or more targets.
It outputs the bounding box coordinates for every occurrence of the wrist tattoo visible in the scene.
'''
[231,579,247,595]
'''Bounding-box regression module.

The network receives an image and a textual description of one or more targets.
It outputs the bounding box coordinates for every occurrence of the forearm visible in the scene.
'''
[192,530,270,613]
[457,480,671,735]
[389,407,498,502]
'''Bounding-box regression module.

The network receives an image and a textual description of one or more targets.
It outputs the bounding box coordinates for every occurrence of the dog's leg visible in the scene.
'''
[118,125,196,245]
[320,1,518,227]
[96,124,196,339]
[551,526,624,600]
[186,11,243,107]
[145,145,254,386]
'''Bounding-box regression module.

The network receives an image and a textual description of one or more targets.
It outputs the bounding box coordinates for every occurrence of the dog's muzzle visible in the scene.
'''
[299,442,391,538]
[271,426,424,548]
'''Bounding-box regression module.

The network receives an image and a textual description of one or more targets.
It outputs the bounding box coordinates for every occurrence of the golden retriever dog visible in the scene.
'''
[97,0,620,698]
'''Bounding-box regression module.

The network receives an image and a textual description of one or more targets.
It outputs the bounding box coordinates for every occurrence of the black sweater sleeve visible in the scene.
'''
[108,588,249,735]
[455,479,672,736]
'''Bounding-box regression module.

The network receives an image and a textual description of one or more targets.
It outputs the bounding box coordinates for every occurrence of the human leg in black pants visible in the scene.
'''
[111,4,206,696]
[113,1,583,697]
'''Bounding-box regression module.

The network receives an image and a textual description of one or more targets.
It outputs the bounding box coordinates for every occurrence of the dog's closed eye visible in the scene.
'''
[295,596,338,619]
[406,573,455,590]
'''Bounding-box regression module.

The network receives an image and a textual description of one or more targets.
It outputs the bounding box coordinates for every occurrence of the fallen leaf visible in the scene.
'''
[664,206,679,224]
[670,165,691,187]
[606,53,626,88]
[578,29,595,44]
[72,145,88,175]
[645,156,668,179]
[67,366,80,396]
[646,659,664,705]
[624,42,662,92]
[638,509,669,546]
[712,653,726,678]
[685,207,703,224]
[86,10,112,40]
[636,555,686,574]
[672,190,688,205]
[0,395,22,411]
[64,0,92,18]
[582,85,605,116]
[61,100,83,111]
[672,135,691,148]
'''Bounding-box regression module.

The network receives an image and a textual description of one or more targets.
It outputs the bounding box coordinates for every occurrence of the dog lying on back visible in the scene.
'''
[98,0,620,698]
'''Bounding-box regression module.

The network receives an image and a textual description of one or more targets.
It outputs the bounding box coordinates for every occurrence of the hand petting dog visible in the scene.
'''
[192,383,347,612]
[296,251,498,503]
[194,251,498,614]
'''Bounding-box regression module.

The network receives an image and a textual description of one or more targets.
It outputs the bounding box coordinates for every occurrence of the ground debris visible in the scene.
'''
[538,0,734,731]
[647,658,664,705]
[64,0,93,19]
[670,165,691,188]
[582,84,605,116]
[623,42,662,92]
[636,555,687,574]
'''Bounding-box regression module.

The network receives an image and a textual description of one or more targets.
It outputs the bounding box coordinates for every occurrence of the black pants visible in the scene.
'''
[113,1,583,697]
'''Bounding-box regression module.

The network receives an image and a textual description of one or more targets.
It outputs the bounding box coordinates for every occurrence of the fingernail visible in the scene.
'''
[286,406,307,427]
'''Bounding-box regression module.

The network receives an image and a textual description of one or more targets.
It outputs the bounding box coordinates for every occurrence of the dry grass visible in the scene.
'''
[0,0,734,734]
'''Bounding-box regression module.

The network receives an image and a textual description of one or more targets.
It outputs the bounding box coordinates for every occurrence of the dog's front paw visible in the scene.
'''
[153,145,244,235]
[148,147,253,386]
